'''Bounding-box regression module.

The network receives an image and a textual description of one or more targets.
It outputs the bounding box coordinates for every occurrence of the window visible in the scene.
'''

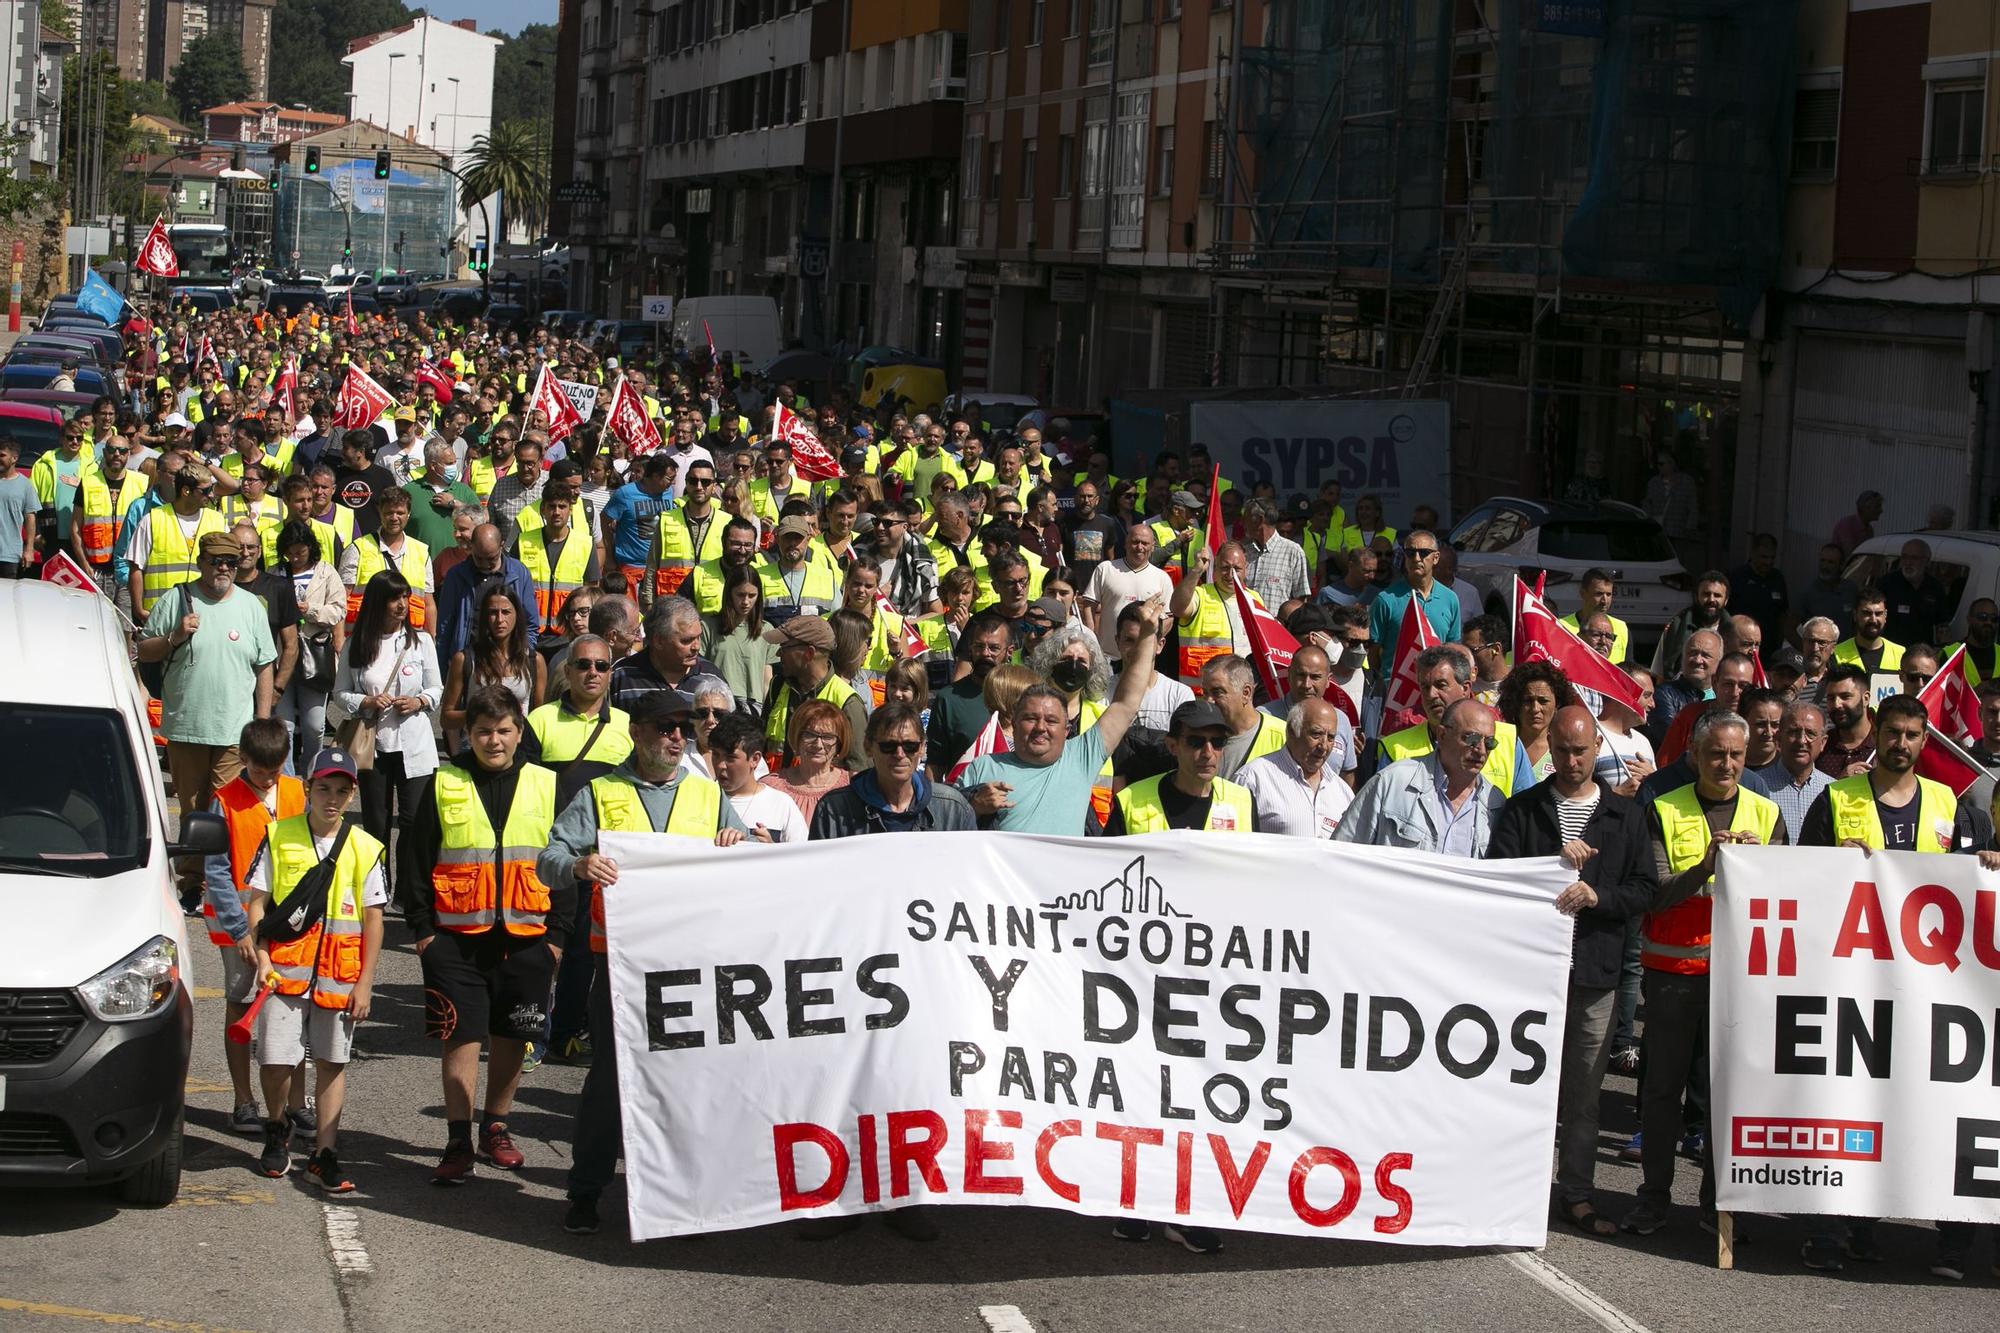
[1791,87,1838,179]
[988,140,1004,202]
[1087,0,1113,67]
[1153,125,1175,196]
[1019,138,1038,197]
[1030,0,1045,44]
[1928,80,1983,174]
[0,705,148,877]
[1201,119,1223,196]
[931,31,967,99]
[1109,91,1149,247]
[1055,134,1075,198]
[963,133,985,201]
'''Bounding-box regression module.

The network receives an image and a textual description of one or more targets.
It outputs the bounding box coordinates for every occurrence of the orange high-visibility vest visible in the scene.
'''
[207,774,305,948]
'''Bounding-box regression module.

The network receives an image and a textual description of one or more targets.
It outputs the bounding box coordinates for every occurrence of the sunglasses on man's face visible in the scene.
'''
[875,738,922,756]
[1459,731,1498,753]
[569,658,611,673]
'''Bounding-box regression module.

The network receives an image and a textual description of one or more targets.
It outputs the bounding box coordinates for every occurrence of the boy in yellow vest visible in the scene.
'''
[244,747,386,1194]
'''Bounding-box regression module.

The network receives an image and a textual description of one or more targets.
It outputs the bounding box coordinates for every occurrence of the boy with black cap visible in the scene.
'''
[244,746,387,1192]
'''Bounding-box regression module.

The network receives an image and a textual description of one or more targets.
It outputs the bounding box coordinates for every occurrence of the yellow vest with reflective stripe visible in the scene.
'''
[651,505,728,597]
[517,527,591,632]
[1825,774,1956,853]
[466,455,497,501]
[1557,611,1631,664]
[79,471,150,565]
[430,763,558,936]
[139,506,227,613]
[527,701,634,767]
[265,815,381,1009]
[1834,637,1904,671]
[1114,774,1255,834]
[1380,719,1523,797]
[585,773,722,950]
[764,672,857,766]
[758,559,839,619]
[1244,712,1287,765]
[348,533,432,626]
[220,440,296,482]
[1647,784,1779,974]
[1176,581,1239,678]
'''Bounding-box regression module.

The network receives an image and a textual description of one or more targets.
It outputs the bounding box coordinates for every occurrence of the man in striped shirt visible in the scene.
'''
[1753,700,1831,844]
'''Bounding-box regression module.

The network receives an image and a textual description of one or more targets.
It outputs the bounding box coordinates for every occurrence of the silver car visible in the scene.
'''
[1448,498,1691,646]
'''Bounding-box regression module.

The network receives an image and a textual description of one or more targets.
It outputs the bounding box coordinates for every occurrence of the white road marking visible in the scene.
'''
[1501,1251,1654,1333]
[978,1305,1038,1333]
[322,1204,374,1278]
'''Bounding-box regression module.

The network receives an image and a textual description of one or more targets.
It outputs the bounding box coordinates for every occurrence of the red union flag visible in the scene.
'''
[134,218,179,278]
[1918,643,1983,744]
[1512,576,1647,716]
[40,549,98,592]
[946,711,1011,783]
[1204,463,1225,558]
[605,378,663,455]
[1233,579,1296,701]
[775,401,840,482]
[873,588,928,659]
[273,356,298,420]
[1382,595,1443,717]
[529,364,584,442]
[333,364,396,431]
[414,358,454,403]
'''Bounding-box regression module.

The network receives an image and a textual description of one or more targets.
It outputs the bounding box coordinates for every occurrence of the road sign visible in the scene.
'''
[555,181,608,205]
[798,236,828,279]
[641,294,673,322]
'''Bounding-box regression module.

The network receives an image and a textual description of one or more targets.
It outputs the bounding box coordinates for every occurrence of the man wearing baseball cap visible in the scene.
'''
[761,614,867,770]
[242,745,387,1193]
[760,513,839,624]
[538,688,756,1234]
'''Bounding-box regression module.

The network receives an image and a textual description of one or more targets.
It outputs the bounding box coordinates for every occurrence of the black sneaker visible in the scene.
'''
[1801,1237,1845,1272]
[563,1196,601,1235]
[1161,1223,1223,1254]
[230,1102,264,1136]
[1620,1203,1669,1236]
[306,1147,354,1194]
[288,1104,318,1144]
[258,1120,291,1178]
[1111,1218,1152,1242]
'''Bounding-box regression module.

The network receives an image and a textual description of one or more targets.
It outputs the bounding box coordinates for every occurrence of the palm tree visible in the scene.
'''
[457,121,548,244]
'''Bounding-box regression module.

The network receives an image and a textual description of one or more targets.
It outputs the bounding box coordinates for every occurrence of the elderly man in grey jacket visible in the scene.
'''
[1333,697,1507,855]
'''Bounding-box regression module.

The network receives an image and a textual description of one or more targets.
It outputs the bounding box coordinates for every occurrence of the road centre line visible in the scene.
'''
[1500,1250,1655,1333]
[0,1295,266,1333]
[977,1304,1039,1333]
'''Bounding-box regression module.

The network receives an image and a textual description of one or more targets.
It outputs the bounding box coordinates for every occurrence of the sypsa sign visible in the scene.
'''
[1189,401,1450,514]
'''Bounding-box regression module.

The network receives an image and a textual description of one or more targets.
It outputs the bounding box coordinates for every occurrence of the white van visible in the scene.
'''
[672,296,782,373]
[0,580,221,1205]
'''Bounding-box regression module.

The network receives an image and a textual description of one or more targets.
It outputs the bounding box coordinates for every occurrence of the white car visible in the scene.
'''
[1448,498,1691,641]
[1843,530,2000,645]
[944,392,1040,436]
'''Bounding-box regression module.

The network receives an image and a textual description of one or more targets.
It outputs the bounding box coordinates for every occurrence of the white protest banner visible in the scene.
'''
[1714,846,2000,1223]
[561,378,599,420]
[601,831,1574,1244]
[1187,400,1450,515]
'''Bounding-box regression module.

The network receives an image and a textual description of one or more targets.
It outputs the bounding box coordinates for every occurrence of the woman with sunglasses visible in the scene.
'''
[332,569,443,902]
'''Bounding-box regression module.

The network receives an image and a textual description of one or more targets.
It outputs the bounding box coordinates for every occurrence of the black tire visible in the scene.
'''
[114,1110,184,1208]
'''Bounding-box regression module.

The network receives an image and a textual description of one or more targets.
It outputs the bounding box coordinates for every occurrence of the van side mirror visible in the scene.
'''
[169,811,228,858]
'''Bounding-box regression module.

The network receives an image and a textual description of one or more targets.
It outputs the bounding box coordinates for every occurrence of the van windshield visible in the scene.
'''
[0,704,148,877]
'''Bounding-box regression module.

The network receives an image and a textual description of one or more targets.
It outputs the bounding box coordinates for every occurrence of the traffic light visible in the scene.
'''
[304,146,320,174]
[374,151,391,180]
[268,167,281,191]
[342,241,352,259]
[471,239,488,272]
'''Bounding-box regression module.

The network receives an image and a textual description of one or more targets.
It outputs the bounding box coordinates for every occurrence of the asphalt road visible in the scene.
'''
[2,921,1996,1333]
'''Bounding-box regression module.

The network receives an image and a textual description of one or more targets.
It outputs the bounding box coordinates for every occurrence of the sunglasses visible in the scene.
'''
[637,719,699,738]
[875,739,922,756]
[1404,548,1439,560]
[694,707,729,720]
[201,554,237,569]
[1459,732,1498,752]
[1180,735,1228,752]
[569,658,611,673]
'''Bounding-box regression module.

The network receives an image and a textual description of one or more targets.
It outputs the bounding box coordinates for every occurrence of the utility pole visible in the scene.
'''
[384,52,404,275]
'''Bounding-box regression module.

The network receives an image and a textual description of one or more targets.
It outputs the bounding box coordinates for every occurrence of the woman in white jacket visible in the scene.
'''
[275,519,347,772]
[333,568,443,905]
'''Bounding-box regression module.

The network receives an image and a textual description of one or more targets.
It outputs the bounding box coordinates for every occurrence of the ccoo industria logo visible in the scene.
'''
[1732,1116,1883,1161]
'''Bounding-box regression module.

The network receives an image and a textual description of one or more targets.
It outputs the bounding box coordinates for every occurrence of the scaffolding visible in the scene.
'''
[1209,0,1798,543]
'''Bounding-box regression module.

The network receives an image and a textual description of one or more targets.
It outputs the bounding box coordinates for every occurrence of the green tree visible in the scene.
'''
[269,0,414,113]
[492,24,557,132]
[167,32,251,121]
[0,131,61,219]
[458,121,548,244]
[39,0,73,39]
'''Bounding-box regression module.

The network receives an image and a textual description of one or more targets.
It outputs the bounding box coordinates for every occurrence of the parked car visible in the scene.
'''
[0,388,98,421]
[39,304,109,331]
[484,302,527,327]
[0,579,216,1207]
[167,287,234,313]
[14,334,117,378]
[1842,530,2000,646]
[1448,498,1691,642]
[0,360,112,397]
[0,401,68,467]
[374,274,420,306]
[36,323,126,367]
[543,308,593,336]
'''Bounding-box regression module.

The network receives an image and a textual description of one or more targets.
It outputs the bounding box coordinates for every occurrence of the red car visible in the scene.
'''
[0,401,68,468]
[0,388,98,421]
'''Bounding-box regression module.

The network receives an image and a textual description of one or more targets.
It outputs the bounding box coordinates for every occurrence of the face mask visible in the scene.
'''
[1050,658,1091,693]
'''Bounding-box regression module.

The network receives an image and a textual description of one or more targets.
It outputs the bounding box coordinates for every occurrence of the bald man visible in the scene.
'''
[1239,697,1356,836]
[435,521,539,659]
[1487,704,1658,1234]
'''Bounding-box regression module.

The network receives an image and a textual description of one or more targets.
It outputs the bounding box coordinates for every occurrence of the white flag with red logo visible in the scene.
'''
[529,364,585,442]
[946,711,1011,783]
[414,358,454,403]
[1382,594,1444,717]
[39,549,98,592]
[873,588,928,659]
[333,364,397,431]
[195,334,219,374]
[775,401,840,482]
[1232,580,1296,701]
[605,377,664,456]
[1512,577,1647,716]
[135,218,179,278]
[273,356,298,420]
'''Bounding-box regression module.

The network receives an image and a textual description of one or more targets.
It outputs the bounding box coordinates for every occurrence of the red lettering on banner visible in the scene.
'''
[1095,1122,1166,1209]
[858,1113,880,1204]
[1901,885,1964,972]
[1175,1131,1194,1216]
[1035,1119,1082,1202]
[1977,891,2000,970]
[1373,1153,1415,1233]
[964,1109,1025,1195]
[1207,1134,1273,1219]
[887,1109,948,1197]
[1287,1146,1363,1227]
[1833,882,1892,961]
[773,1122,848,1210]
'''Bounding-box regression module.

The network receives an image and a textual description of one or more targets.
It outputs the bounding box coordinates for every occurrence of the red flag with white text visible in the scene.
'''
[1918,643,1984,745]
[529,364,585,443]
[273,356,298,420]
[605,378,664,456]
[135,218,180,278]
[1382,595,1443,717]
[1915,725,1985,796]
[947,711,1011,783]
[775,401,840,482]
[1232,580,1296,701]
[333,364,397,431]
[1512,576,1647,715]
[414,358,454,403]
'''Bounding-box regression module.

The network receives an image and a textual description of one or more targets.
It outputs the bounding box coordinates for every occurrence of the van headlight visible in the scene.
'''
[76,936,181,1021]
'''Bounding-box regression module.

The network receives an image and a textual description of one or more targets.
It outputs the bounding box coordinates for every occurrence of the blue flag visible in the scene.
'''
[77,270,126,325]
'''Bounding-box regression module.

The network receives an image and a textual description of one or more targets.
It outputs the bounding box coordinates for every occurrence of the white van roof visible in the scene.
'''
[0,581,137,705]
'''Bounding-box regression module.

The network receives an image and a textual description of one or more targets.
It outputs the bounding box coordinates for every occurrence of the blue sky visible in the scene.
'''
[455,1,558,37]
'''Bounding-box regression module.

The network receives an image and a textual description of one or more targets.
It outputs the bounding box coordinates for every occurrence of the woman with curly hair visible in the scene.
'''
[1497,659,1578,785]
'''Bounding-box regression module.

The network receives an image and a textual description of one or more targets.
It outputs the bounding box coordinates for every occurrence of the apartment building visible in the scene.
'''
[1735,0,2000,579]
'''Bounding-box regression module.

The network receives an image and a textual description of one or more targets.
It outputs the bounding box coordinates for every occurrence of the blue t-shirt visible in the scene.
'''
[603,482,677,568]
[959,728,1107,836]
[0,473,37,562]
[50,453,82,539]
[1367,580,1462,681]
